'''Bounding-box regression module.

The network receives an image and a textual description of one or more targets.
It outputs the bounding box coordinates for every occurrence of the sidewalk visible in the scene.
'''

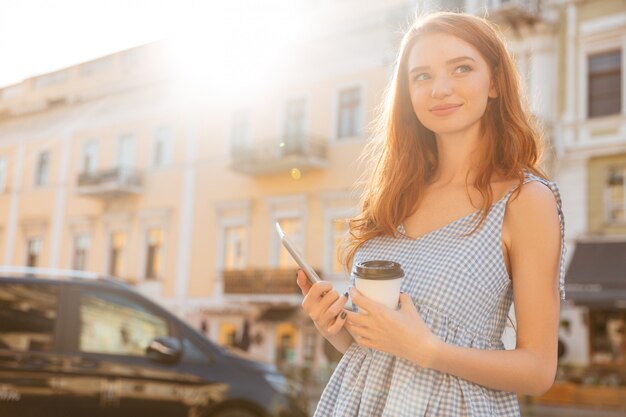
[521,404,626,417]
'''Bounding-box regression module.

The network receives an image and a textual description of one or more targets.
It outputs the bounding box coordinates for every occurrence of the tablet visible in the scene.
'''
[275,222,321,284]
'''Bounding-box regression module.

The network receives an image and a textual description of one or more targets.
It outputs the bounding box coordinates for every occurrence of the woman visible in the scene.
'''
[297,11,566,417]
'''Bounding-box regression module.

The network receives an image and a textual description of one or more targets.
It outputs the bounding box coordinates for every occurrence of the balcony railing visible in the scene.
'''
[223,268,321,295]
[229,134,328,176]
[487,0,544,24]
[76,167,144,199]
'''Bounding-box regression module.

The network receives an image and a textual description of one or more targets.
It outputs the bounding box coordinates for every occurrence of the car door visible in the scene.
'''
[0,280,62,417]
[57,285,195,417]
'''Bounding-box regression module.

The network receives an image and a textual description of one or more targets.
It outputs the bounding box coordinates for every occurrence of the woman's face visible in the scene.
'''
[406,32,497,137]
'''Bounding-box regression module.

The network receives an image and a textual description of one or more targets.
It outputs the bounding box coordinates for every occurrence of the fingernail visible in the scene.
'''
[341,311,347,319]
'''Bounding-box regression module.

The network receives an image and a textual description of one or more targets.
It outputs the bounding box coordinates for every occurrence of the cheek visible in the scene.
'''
[410,89,430,122]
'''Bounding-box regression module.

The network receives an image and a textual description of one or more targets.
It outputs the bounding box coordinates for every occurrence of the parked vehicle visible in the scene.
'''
[0,267,308,417]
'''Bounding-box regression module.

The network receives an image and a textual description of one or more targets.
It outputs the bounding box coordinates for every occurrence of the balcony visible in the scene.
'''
[229,134,328,176]
[487,0,545,26]
[223,268,303,295]
[76,167,144,199]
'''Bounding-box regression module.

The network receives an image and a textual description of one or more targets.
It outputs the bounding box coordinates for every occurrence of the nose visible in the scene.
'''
[431,75,452,99]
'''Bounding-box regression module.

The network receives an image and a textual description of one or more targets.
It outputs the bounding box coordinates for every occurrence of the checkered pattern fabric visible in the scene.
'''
[313,173,566,417]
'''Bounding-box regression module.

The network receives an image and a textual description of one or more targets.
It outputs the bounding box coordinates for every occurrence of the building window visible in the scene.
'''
[303,331,316,365]
[109,232,126,277]
[588,50,622,118]
[82,140,98,174]
[26,237,42,267]
[441,0,465,11]
[589,309,625,366]
[223,225,246,270]
[0,157,7,193]
[219,322,237,347]
[145,228,164,280]
[231,109,252,151]
[117,134,135,168]
[73,234,90,271]
[35,151,50,186]
[605,167,626,224]
[0,283,58,352]
[275,323,297,367]
[153,126,173,168]
[284,98,307,148]
[331,218,349,274]
[337,87,362,139]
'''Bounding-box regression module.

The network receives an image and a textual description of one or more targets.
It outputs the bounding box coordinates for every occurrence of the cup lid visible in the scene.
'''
[353,260,404,280]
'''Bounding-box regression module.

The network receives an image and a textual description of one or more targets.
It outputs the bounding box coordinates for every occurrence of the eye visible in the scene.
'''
[412,72,430,82]
[454,65,472,74]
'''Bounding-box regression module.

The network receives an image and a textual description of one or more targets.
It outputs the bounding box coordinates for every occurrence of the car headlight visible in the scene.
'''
[264,372,289,394]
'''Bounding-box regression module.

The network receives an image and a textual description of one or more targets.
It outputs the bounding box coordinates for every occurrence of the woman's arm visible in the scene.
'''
[316,325,355,354]
[413,181,562,396]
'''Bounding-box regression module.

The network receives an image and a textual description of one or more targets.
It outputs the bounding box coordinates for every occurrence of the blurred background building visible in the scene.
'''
[0,0,625,412]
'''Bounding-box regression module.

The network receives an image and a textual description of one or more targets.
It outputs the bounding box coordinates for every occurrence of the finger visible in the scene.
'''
[326,308,348,335]
[320,292,349,328]
[399,293,416,312]
[344,320,370,339]
[301,281,333,311]
[296,269,311,295]
[349,287,380,312]
[310,290,340,322]
[343,310,369,327]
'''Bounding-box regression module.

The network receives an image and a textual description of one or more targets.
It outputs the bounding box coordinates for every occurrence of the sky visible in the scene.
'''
[0,0,305,89]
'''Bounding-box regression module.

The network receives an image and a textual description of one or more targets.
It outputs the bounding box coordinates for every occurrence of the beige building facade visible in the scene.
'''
[0,0,583,388]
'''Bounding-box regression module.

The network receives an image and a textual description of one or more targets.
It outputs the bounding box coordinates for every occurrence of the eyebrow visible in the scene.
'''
[409,56,476,74]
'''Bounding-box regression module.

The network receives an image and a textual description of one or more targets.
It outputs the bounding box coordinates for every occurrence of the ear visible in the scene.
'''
[488,81,498,99]
[488,70,499,99]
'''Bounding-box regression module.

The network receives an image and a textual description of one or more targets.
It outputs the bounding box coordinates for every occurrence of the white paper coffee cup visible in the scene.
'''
[352,260,404,310]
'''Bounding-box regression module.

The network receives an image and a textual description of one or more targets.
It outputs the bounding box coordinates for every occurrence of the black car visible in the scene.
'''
[0,267,308,417]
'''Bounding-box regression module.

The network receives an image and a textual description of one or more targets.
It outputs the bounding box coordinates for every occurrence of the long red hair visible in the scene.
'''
[342,12,547,272]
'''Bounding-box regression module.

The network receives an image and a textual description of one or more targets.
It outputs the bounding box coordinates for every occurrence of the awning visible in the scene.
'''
[565,240,626,308]
[257,306,298,322]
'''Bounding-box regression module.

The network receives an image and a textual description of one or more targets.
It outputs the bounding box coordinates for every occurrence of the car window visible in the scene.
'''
[0,282,58,352]
[78,290,170,356]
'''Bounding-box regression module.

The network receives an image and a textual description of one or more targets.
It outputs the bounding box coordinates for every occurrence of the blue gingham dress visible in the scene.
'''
[314,173,566,417]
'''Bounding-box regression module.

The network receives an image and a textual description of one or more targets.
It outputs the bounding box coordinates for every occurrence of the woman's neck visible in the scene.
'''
[431,125,483,186]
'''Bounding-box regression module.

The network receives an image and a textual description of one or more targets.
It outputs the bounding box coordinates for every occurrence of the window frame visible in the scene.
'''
[578,27,625,122]
[331,82,366,143]
[0,280,64,353]
[35,150,50,187]
[152,125,173,169]
[81,140,99,175]
[0,156,8,193]
[604,166,626,225]
[72,233,90,271]
[66,286,176,359]
[144,228,165,281]
[336,86,363,140]
[587,49,622,119]
[26,236,43,267]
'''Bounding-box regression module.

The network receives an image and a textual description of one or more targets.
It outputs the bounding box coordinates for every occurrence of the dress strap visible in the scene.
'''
[500,172,567,301]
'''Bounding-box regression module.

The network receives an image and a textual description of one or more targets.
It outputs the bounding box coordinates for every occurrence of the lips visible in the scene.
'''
[429,103,462,116]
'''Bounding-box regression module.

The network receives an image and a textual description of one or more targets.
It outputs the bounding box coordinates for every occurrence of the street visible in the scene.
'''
[521,404,626,417]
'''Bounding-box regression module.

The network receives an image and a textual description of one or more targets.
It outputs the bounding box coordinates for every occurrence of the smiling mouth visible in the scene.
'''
[429,104,462,111]
[429,104,462,116]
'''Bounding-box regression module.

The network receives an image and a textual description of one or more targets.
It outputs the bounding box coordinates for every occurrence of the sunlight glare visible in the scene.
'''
[163,1,302,100]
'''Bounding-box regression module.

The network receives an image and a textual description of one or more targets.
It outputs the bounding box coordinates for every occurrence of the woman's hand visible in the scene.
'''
[345,288,441,368]
[297,269,349,338]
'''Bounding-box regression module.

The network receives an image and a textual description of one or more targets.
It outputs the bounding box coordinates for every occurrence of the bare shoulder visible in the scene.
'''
[504,180,560,245]
[507,180,559,216]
